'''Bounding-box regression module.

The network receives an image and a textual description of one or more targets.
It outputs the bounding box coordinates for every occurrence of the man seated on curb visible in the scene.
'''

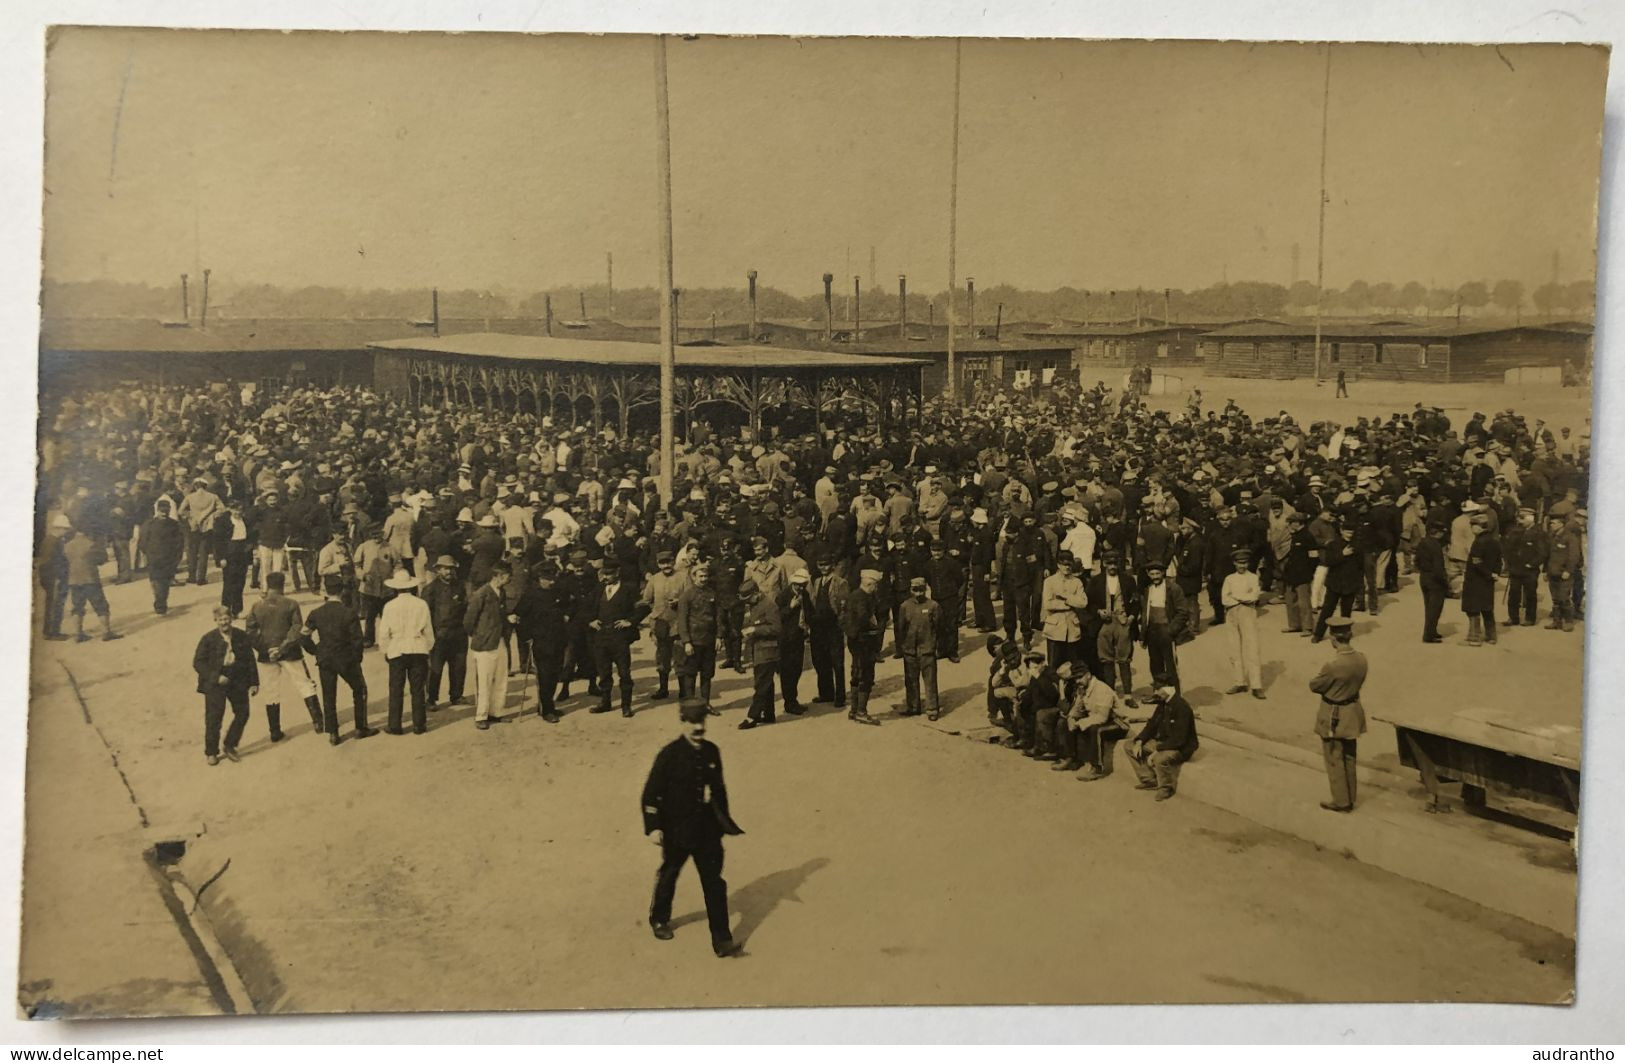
[1126,685,1199,801]
[1017,649,1063,758]
[1030,660,1075,761]
[1056,665,1123,779]
[988,638,1023,740]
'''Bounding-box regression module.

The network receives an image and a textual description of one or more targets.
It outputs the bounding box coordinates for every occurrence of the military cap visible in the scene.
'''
[656,550,675,563]
[1325,615,1354,632]
[908,576,927,589]
[678,698,712,723]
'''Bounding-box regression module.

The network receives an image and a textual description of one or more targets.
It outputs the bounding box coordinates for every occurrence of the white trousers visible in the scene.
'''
[1227,605,1262,688]
[257,546,287,578]
[470,648,505,722]
[269,657,317,702]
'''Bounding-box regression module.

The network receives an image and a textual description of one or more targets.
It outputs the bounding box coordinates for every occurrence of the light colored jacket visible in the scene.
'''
[1040,571,1088,642]
[378,592,434,658]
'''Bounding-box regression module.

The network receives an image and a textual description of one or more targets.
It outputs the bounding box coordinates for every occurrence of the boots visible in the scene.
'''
[677,673,693,699]
[834,679,846,708]
[622,686,634,718]
[848,690,880,726]
[1483,617,1497,645]
[267,703,285,742]
[1466,615,1483,646]
[652,671,670,701]
[304,695,324,731]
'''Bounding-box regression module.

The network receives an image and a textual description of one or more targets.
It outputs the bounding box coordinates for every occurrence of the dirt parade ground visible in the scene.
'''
[19,372,1591,1016]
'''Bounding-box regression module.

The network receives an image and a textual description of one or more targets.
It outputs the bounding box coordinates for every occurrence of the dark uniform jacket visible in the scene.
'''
[925,554,965,603]
[193,626,261,694]
[423,577,470,637]
[139,514,185,570]
[675,582,723,647]
[741,595,782,665]
[1322,539,1365,595]
[1503,526,1550,577]
[246,595,305,662]
[1462,531,1504,614]
[301,599,365,669]
[591,581,650,642]
[1135,694,1199,760]
[640,737,743,850]
[1414,535,1449,591]
[513,583,569,644]
[897,597,939,657]
[1283,527,1320,586]
[842,586,886,646]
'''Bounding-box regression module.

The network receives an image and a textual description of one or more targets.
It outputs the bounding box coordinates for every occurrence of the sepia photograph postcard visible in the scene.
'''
[15,19,1612,1026]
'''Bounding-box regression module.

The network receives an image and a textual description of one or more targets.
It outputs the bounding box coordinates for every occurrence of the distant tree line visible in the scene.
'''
[40,275,1596,324]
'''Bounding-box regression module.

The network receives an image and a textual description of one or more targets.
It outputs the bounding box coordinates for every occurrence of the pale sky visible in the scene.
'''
[41,29,1608,297]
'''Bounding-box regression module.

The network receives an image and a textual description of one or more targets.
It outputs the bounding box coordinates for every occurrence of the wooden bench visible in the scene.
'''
[1373,707,1580,819]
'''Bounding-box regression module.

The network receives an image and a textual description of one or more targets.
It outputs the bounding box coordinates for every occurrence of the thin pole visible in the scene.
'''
[654,35,677,506]
[1313,43,1332,386]
[945,38,963,404]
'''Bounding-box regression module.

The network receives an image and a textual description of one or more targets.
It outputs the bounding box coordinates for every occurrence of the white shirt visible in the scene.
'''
[1221,571,1261,609]
[378,592,434,658]
[1061,523,1097,569]
[542,506,579,547]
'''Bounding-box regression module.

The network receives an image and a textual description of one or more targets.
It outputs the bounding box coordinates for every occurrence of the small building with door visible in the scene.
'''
[1198,321,1593,383]
[1022,322,1217,369]
[829,338,1076,399]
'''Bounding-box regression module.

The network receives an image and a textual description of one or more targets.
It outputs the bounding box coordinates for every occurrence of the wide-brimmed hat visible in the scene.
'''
[384,569,418,591]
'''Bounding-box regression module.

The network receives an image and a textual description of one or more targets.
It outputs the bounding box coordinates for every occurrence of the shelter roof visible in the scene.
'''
[369,331,928,370]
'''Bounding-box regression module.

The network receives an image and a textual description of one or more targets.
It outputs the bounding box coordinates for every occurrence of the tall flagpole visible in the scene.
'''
[654,35,676,505]
[1313,43,1332,387]
[945,38,963,405]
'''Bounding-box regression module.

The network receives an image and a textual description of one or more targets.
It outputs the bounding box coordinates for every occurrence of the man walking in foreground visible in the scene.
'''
[1309,615,1367,813]
[643,697,744,958]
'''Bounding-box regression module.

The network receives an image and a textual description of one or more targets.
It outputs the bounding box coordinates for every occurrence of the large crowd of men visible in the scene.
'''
[37,374,1590,798]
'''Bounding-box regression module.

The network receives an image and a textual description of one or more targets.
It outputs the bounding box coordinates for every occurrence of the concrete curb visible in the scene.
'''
[950,713,1577,937]
[1173,739,1577,937]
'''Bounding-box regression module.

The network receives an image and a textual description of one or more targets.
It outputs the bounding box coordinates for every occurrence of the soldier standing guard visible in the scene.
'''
[897,576,941,720]
[643,697,744,958]
[840,568,885,726]
[674,560,722,706]
[1309,615,1367,813]
[737,580,781,729]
